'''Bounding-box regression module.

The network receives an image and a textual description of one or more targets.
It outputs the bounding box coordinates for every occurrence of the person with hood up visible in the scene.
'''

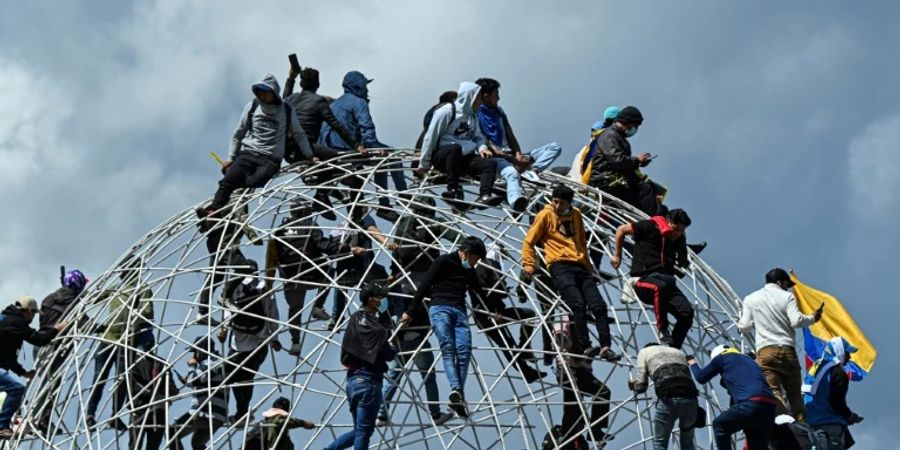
[802,337,863,450]
[199,74,316,221]
[474,78,562,212]
[689,345,776,450]
[588,105,666,216]
[611,209,694,349]
[319,71,408,222]
[323,283,396,450]
[0,296,65,440]
[416,82,503,209]
[246,397,315,450]
[522,185,621,362]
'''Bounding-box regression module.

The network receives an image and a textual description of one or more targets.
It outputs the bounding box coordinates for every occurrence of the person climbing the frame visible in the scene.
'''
[803,337,863,450]
[522,184,622,362]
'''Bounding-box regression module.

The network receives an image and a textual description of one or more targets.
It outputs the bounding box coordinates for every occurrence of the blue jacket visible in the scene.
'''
[319,71,382,150]
[690,351,774,403]
[805,365,853,427]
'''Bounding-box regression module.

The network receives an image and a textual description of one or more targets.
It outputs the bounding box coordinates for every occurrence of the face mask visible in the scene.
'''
[625,127,639,138]
[559,206,572,216]
[461,259,472,269]
[377,297,389,314]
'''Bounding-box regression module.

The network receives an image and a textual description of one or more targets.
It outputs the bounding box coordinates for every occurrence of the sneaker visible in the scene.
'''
[376,208,400,222]
[512,196,529,213]
[431,411,454,426]
[658,329,674,346]
[448,390,469,419]
[688,241,708,255]
[313,193,337,221]
[86,415,96,428]
[593,430,615,446]
[0,429,12,440]
[599,348,622,363]
[376,416,389,427]
[475,194,503,208]
[310,307,331,321]
[194,312,220,327]
[111,418,128,431]
[521,170,541,182]
[521,365,547,384]
[441,188,463,201]
[325,319,337,331]
[288,343,301,356]
[583,347,603,358]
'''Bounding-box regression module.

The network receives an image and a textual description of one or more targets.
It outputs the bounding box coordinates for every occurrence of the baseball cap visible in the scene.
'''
[765,268,795,288]
[15,295,39,312]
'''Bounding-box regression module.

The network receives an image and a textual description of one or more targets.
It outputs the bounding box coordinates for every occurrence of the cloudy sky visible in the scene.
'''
[2,0,899,446]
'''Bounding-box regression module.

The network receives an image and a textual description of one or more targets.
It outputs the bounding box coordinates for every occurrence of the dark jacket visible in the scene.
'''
[319,71,383,150]
[340,309,396,379]
[407,252,487,315]
[690,351,774,403]
[39,286,79,331]
[588,126,640,188]
[0,305,58,375]
[630,217,689,277]
[391,216,460,274]
[283,78,357,148]
[474,258,509,314]
[265,217,349,283]
[259,408,313,450]
[806,365,854,427]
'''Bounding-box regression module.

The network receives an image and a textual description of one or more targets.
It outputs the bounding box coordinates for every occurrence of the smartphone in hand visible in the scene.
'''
[288,54,300,72]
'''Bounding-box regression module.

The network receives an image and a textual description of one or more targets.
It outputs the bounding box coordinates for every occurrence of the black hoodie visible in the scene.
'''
[0,305,58,375]
[39,286,79,332]
[340,309,396,379]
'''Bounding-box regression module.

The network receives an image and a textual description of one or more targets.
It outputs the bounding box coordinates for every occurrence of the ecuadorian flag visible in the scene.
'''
[791,273,876,380]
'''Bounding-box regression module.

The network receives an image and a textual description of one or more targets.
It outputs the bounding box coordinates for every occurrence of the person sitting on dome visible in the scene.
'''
[567,105,620,183]
[611,208,694,349]
[171,337,228,450]
[474,77,562,212]
[415,82,504,209]
[264,201,365,354]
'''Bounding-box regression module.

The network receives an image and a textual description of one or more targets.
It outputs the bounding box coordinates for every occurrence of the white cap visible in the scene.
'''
[710,344,731,360]
[15,295,39,312]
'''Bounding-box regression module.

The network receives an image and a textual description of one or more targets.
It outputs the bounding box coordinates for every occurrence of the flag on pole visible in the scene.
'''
[791,272,876,380]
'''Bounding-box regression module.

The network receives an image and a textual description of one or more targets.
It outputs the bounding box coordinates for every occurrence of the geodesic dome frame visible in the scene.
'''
[11,150,748,449]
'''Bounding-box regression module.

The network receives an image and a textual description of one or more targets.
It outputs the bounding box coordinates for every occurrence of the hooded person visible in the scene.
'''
[319,71,408,222]
[416,81,503,208]
[802,337,862,450]
[199,74,316,220]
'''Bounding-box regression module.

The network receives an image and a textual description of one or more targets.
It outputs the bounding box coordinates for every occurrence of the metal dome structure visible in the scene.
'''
[10,151,748,449]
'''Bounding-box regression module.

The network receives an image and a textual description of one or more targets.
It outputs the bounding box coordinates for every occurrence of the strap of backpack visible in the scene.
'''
[246,100,259,135]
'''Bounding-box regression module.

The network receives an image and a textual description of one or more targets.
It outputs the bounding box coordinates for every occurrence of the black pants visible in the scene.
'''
[33,345,70,427]
[227,345,269,417]
[171,413,223,450]
[635,273,694,349]
[549,263,612,350]
[559,367,611,443]
[280,265,328,343]
[603,181,667,217]
[211,153,280,210]
[473,306,537,366]
[432,144,497,196]
[129,408,165,450]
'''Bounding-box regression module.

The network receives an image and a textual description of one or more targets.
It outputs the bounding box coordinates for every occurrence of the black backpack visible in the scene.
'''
[245,99,297,163]
[230,279,267,335]
[414,101,456,149]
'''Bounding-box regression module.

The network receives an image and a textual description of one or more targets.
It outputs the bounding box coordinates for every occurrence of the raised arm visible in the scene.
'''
[786,293,817,328]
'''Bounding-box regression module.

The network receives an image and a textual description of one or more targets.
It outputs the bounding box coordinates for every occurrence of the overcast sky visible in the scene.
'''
[2,0,899,446]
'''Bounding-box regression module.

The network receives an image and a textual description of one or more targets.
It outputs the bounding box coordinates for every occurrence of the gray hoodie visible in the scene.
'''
[229,73,313,161]
[419,82,487,170]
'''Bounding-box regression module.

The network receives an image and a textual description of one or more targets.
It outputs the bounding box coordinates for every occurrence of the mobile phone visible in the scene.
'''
[288,54,300,72]
[647,154,658,161]
[816,303,825,312]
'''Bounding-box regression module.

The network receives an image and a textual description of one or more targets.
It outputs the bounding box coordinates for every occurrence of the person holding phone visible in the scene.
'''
[738,268,823,422]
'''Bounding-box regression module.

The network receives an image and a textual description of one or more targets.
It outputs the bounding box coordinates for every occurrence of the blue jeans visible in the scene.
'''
[495,143,562,204]
[653,397,697,450]
[527,142,562,172]
[380,334,441,418]
[324,374,383,450]
[428,305,471,391]
[0,370,25,429]
[713,399,775,450]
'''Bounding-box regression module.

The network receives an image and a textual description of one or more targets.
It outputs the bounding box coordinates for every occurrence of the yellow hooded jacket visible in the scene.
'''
[522,204,591,273]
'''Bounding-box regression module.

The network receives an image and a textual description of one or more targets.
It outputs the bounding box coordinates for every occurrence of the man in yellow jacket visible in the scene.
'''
[522,185,621,362]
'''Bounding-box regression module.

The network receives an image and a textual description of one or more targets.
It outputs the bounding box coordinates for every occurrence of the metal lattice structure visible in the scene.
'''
[10,151,747,449]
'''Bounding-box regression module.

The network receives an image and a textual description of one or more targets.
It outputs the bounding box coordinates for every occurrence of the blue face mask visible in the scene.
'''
[377,297,389,314]
[461,259,472,269]
[625,127,639,138]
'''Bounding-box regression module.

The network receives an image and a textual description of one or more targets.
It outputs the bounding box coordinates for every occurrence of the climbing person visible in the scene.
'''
[283,64,362,218]
[689,345,776,450]
[0,296,65,440]
[319,70,407,221]
[416,81,503,209]
[803,337,863,450]
[216,259,282,427]
[629,343,700,450]
[264,201,365,354]
[567,106,620,183]
[738,268,822,421]
[475,77,562,211]
[126,345,178,450]
[327,202,397,330]
[195,203,252,326]
[552,315,615,447]
[32,269,88,433]
[587,105,666,216]
[378,197,456,427]
[198,74,316,222]
[611,208,694,348]
[400,236,491,419]
[522,184,621,362]
[171,337,228,450]
[87,263,155,429]
[473,243,546,383]
[323,283,396,450]
[245,397,315,450]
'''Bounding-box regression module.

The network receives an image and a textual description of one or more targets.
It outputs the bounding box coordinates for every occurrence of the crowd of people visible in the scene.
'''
[0,58,863,450]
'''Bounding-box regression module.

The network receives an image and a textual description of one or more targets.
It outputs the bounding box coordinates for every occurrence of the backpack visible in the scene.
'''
[541,425,589,450]
[578,128,605,185]
[415,101,456,149]
[244,100,297,163]
[230,279,267,335]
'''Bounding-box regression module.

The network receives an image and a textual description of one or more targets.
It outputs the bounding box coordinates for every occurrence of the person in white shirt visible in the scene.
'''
[738,268,822,422]
[629,344,699,450]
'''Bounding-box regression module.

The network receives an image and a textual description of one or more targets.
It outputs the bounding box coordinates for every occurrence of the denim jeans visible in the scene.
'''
[653,397,697,450]
[713,399,775,450]
[373,160,408,206]
[86,342,125,418]
[0,370,25,429]
[380,334,441,418]
[527,142,562,172]
[324,373,383,450]
[495,143,562,204]
[428,305,471,391]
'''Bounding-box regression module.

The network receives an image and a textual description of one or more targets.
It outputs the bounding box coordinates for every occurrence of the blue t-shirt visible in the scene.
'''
[690,352,774,403]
